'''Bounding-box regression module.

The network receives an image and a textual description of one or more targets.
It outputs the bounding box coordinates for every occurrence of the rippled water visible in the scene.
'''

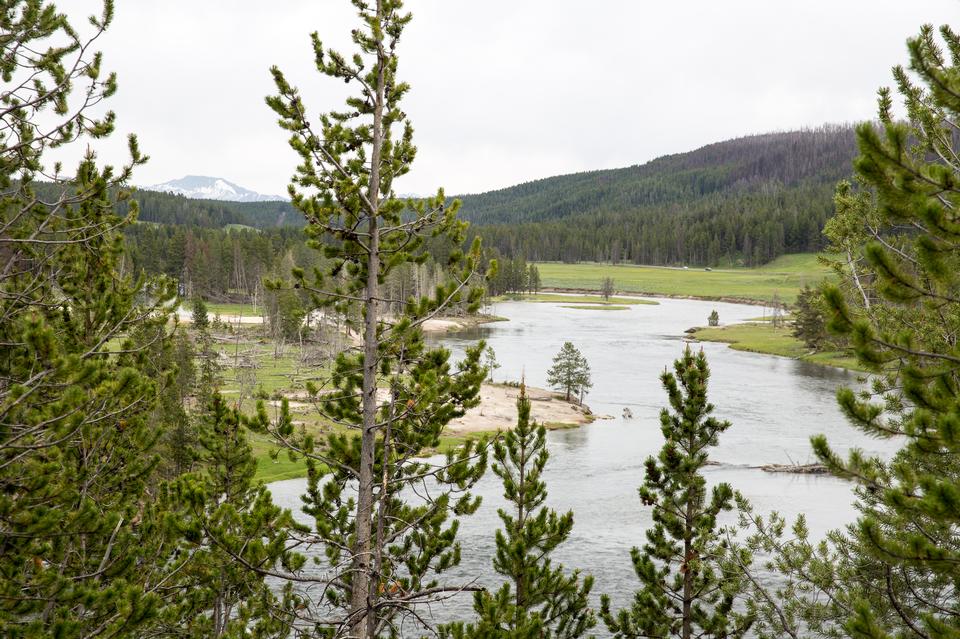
[268,297,901,632]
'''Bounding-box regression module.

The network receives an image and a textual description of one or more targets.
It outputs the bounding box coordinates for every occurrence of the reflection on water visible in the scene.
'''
[269,297,900,634]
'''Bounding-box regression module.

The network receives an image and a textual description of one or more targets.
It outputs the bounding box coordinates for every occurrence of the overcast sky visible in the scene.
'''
[69,0,958,196]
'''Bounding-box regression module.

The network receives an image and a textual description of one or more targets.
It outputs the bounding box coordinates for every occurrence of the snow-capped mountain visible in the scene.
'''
[145,176,288,202]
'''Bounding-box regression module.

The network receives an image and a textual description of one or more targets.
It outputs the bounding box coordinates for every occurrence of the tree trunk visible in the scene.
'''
[682,436,695,639]
[350,4,386,634]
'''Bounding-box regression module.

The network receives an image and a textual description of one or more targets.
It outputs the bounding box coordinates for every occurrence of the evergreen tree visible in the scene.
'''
[546,342,592,403]
[0,2,183,636]
[440,384,595,639]
[791,285,828,350]
[192,296,211,332]
[163,395,301,638]
[601,348,751,639]
[528,264,542,294]
[264,1,491,636]
[191,297,220,400]
[808,22,960,639]
[484,345,501,383]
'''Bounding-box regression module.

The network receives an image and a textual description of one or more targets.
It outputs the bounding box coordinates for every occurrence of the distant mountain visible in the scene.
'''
[146,175,288,203]
[460,125,860,266]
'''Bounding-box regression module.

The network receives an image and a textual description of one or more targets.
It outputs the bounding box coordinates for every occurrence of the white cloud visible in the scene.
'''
[63,0,958,196]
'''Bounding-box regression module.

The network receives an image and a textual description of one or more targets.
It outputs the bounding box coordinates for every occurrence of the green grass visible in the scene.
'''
[692,323,865,371]
[224,223,259,232]
[495,293,657,305]
[536,253,830,303]
[561,304,629,311]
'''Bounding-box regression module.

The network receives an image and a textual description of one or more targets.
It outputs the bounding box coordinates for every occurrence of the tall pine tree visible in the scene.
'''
[264,1,492,636]
[601,348,751,639]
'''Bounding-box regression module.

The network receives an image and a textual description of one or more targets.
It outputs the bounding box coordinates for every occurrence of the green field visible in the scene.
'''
[561,305,629,311]
[692,323,864,371]
[536,253,830,304]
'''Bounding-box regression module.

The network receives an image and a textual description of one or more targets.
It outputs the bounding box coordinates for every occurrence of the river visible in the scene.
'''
[267,297,901,631]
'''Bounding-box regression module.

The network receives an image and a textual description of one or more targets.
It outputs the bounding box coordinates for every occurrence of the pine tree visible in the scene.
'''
[601,348,751,639]
[547,342,592,403]
[0,2,182,636]
[809,22,960,639]
[528,264,542,294]
[440,383,595,639]
[163,395,302,638]
[791,285,828,350]
[193,297,211,332]
[264,1,491,636]
[192,297,220,400]
[484,345,501,383]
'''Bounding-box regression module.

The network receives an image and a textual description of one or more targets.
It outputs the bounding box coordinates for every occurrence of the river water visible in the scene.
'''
[268,297,901,631]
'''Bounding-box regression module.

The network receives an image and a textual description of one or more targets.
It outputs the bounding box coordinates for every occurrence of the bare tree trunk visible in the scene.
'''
[846,249,871,309]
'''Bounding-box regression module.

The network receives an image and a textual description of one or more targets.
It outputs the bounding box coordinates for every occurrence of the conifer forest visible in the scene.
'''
[4,1,960,638]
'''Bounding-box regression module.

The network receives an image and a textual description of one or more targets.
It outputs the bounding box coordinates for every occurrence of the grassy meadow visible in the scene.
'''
[536,253,831,304]
[692,323,864,372]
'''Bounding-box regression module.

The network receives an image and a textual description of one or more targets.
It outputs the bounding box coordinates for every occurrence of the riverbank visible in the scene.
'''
[536,253,830,304]
[251,382,590,483]
[420,313,509,333]
[446,383,593,435]
[690,322,866,372]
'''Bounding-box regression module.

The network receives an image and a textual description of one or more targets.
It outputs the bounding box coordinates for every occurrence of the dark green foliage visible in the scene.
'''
[0,3,187,636]
[808,22,960,639]
[162,395,302,638]
[462,127,857,266]
[601,348,751,639]
[546,342,592,403]
[440,385,595,639]
[791,285,830,349]
[715,18,960,639]
[488,255,535,296]
[192,296,211,331]
[708,309,720,327]
[265,288,306,342]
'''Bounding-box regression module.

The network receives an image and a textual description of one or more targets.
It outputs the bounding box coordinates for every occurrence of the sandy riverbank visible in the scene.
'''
[446,383,593,435]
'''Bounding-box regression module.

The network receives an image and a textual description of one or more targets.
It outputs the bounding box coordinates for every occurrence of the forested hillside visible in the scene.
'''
[112,126,859,300]
[460,126,857,266]
[129,189,304,229]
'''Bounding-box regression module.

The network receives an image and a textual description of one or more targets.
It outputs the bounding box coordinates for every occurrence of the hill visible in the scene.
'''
[124,189,304,230]
[459,125,858,266]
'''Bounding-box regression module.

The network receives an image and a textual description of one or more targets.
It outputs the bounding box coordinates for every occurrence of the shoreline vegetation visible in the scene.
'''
[689,321,866,372]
